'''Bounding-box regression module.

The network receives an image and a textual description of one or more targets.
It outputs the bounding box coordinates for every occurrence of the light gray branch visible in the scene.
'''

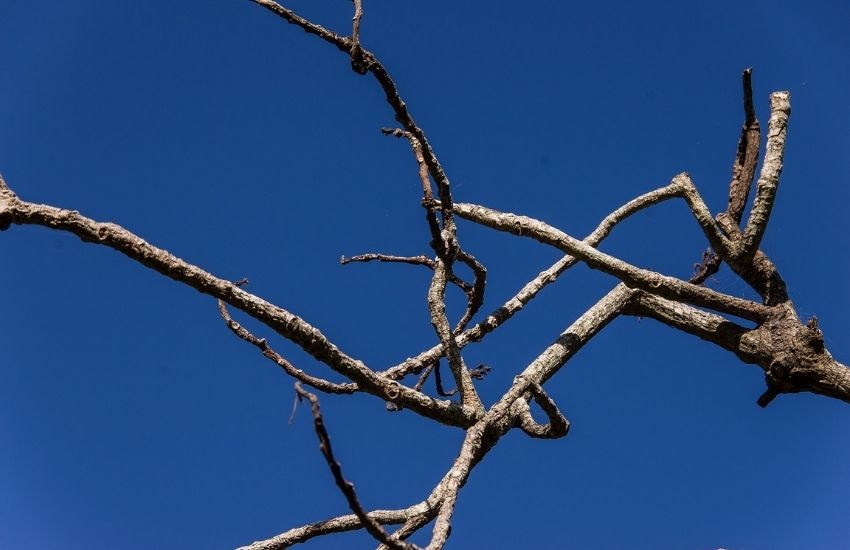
[0,180,480,428]
[452,201,771,321]
[383,182,685,381]
[737,91,791,260]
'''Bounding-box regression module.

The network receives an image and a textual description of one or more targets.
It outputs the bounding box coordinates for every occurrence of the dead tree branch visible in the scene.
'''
[292,384,416,550]
[2,2,848,549]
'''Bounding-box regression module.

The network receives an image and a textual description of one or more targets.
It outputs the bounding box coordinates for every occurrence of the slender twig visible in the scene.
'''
[427,259,484,412]
[351,0,363,46]
[341,253,473,293]
[250,0,351,53]
[382,182,686,381]
[218,298,356,394]
[0,183,480,428]
[237,501,434,550]
[382,128,444,255]
[293,383,417,550]
[432,361,457,397]
[726,68,761,225]
[454,250,487,333]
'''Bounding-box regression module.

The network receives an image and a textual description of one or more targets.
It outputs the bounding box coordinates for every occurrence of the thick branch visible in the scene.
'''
[626,293,850,406]
[0,183,480,428]
[624,291,751,357]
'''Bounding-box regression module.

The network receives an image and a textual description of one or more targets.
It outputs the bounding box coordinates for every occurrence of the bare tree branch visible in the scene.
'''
[726,67,761,225]
[452,200,772,321]
[383,182,686,381]
[0,180,480,428]
[219,297,356,395]
[512,382,570,439]
[238,504,434,550]
[736,91,791,261]
[427,259,484,412]
[341,253,473,294]
[453,250,487,333]
[2,1,846,546]
[292,383,416,550]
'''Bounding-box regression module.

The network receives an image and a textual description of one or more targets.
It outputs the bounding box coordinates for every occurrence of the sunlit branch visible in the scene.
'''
[0,180,480,428]
[219,298,356,394]
[382,182,685,381]
[452,201,771,321]
[737,91,791,261]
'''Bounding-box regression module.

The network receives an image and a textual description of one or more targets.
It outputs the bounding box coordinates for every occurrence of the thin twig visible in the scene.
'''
[218,297,357,394]
[341,253,473,293]
[0,184,479,428]
[454,250,487,333]
[727,67,761,225]
[293,383,417,550]
[382,182,686,381]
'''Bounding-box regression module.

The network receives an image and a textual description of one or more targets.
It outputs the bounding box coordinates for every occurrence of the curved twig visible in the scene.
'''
[382,182,686,381]
[292,384,416,550]
[512,382,570,439]
[219,298,356,394]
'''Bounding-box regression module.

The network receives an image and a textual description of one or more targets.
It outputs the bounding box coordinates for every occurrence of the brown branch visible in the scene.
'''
[427,259,484,412]
[293,383,417,550]
[689,250,721,285]
[381,127,446,259]
[341,253,473,294]
[625,292,850,407]
[218,298,356,394]
[624,291,752,356]
[250,0,351,53]
[432,361,457,397]
[237,501,435,550]
[689,69,761,286]
[727,68,761,225]
[716,215,789,306]
[249,2,454,218]
[454,250,487,333]
[512,382,570,439]
[382,182,686,381]
[0,182,480,428]
[672,173,734,259]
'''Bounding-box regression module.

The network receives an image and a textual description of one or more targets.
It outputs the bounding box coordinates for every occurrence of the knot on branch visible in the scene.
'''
[349,44,372,74]
[752,311,831,407]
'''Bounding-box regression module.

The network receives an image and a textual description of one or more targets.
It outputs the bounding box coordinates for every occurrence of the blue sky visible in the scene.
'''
[1,1,849,549]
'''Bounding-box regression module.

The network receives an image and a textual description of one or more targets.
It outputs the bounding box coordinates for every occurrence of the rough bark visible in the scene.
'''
[2,2,848,549]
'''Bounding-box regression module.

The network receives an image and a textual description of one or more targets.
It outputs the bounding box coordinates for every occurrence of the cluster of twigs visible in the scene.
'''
[1,1,848,549]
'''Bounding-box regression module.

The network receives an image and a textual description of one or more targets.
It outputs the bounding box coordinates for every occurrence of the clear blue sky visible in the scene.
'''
[2,1,849,549]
